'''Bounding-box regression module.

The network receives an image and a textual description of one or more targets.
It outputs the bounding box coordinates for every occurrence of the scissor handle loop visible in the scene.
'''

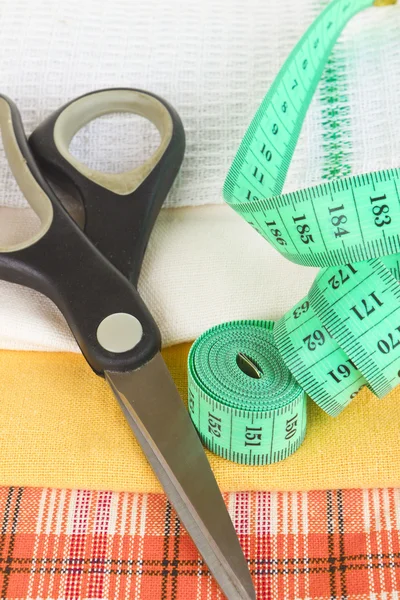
[53,89,174,196]
[29,88,185,284]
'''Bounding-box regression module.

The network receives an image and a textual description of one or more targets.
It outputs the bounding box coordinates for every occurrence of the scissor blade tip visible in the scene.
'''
[238,577,257,600]
[248,588,257,600]
[106,360,257,600]
[220,564,256,600]
[232,582,256,600]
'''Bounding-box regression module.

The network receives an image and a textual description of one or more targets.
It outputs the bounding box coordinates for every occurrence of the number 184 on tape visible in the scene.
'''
[189,0,399,464]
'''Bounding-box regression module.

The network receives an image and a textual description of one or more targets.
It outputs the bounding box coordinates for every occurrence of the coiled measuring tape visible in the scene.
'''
[188,321,306,465]
[188,0,399,464]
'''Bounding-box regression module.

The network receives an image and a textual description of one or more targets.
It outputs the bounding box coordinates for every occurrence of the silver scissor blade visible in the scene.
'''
[105,353,256,600]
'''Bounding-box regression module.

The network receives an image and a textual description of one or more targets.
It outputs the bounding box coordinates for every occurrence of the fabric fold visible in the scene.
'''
[0,205,318,350]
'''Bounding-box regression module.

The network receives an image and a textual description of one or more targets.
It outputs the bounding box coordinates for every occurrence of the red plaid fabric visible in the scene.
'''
[0,487,399,599]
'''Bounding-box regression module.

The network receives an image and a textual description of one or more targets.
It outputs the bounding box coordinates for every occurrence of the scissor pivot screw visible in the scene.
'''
[97,313,143,353]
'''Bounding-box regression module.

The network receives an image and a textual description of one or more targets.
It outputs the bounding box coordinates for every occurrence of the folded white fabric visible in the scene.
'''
[0,205,318,350]
[0,0,398,350]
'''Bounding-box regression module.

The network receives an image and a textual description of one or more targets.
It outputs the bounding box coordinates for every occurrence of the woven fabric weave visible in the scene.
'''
[0,345,399,494]
[0,1,398,350]
[0,0,398,210]
[0,486,399,599]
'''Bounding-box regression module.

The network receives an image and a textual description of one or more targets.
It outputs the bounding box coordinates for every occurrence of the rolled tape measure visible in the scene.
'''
[188,0,399,464]
[188,321,307,465]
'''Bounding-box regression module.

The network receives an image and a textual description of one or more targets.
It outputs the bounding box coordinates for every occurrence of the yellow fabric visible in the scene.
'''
[0,345,398,492]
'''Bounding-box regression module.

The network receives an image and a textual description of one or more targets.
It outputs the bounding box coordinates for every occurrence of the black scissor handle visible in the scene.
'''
[29,88,185,285]
[0,93,174,374]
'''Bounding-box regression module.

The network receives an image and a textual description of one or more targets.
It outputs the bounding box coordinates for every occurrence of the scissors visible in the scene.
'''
[0,89,255,600]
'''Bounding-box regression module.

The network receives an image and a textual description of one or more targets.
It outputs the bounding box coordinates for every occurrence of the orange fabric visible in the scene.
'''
[0,486,399,599]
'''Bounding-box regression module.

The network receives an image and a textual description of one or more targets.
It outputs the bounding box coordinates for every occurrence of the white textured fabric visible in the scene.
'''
[0,0,398,351]
[0,0,398,210]
[0,205,318,350]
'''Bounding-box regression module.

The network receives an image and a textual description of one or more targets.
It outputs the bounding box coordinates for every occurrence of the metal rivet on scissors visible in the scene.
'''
[0,88,255,600]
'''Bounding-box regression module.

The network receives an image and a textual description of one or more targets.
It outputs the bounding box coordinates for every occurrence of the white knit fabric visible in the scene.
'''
[0,0,398,350]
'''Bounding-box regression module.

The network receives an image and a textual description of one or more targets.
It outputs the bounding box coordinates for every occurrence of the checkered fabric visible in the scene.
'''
[0,487,399,599]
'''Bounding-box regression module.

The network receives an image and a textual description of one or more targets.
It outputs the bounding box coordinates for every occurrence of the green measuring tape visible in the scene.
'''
[188,0,399,464]
[188,321,306,465]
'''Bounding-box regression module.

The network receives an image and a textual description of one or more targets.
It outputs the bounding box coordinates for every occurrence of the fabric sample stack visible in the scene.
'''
[0,0,399,598]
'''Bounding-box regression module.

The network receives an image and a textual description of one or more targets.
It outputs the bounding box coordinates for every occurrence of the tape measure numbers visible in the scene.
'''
[188,321,307,465]
[188,0,399,463]
[222,0,400,418]
[230,172,400,269]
